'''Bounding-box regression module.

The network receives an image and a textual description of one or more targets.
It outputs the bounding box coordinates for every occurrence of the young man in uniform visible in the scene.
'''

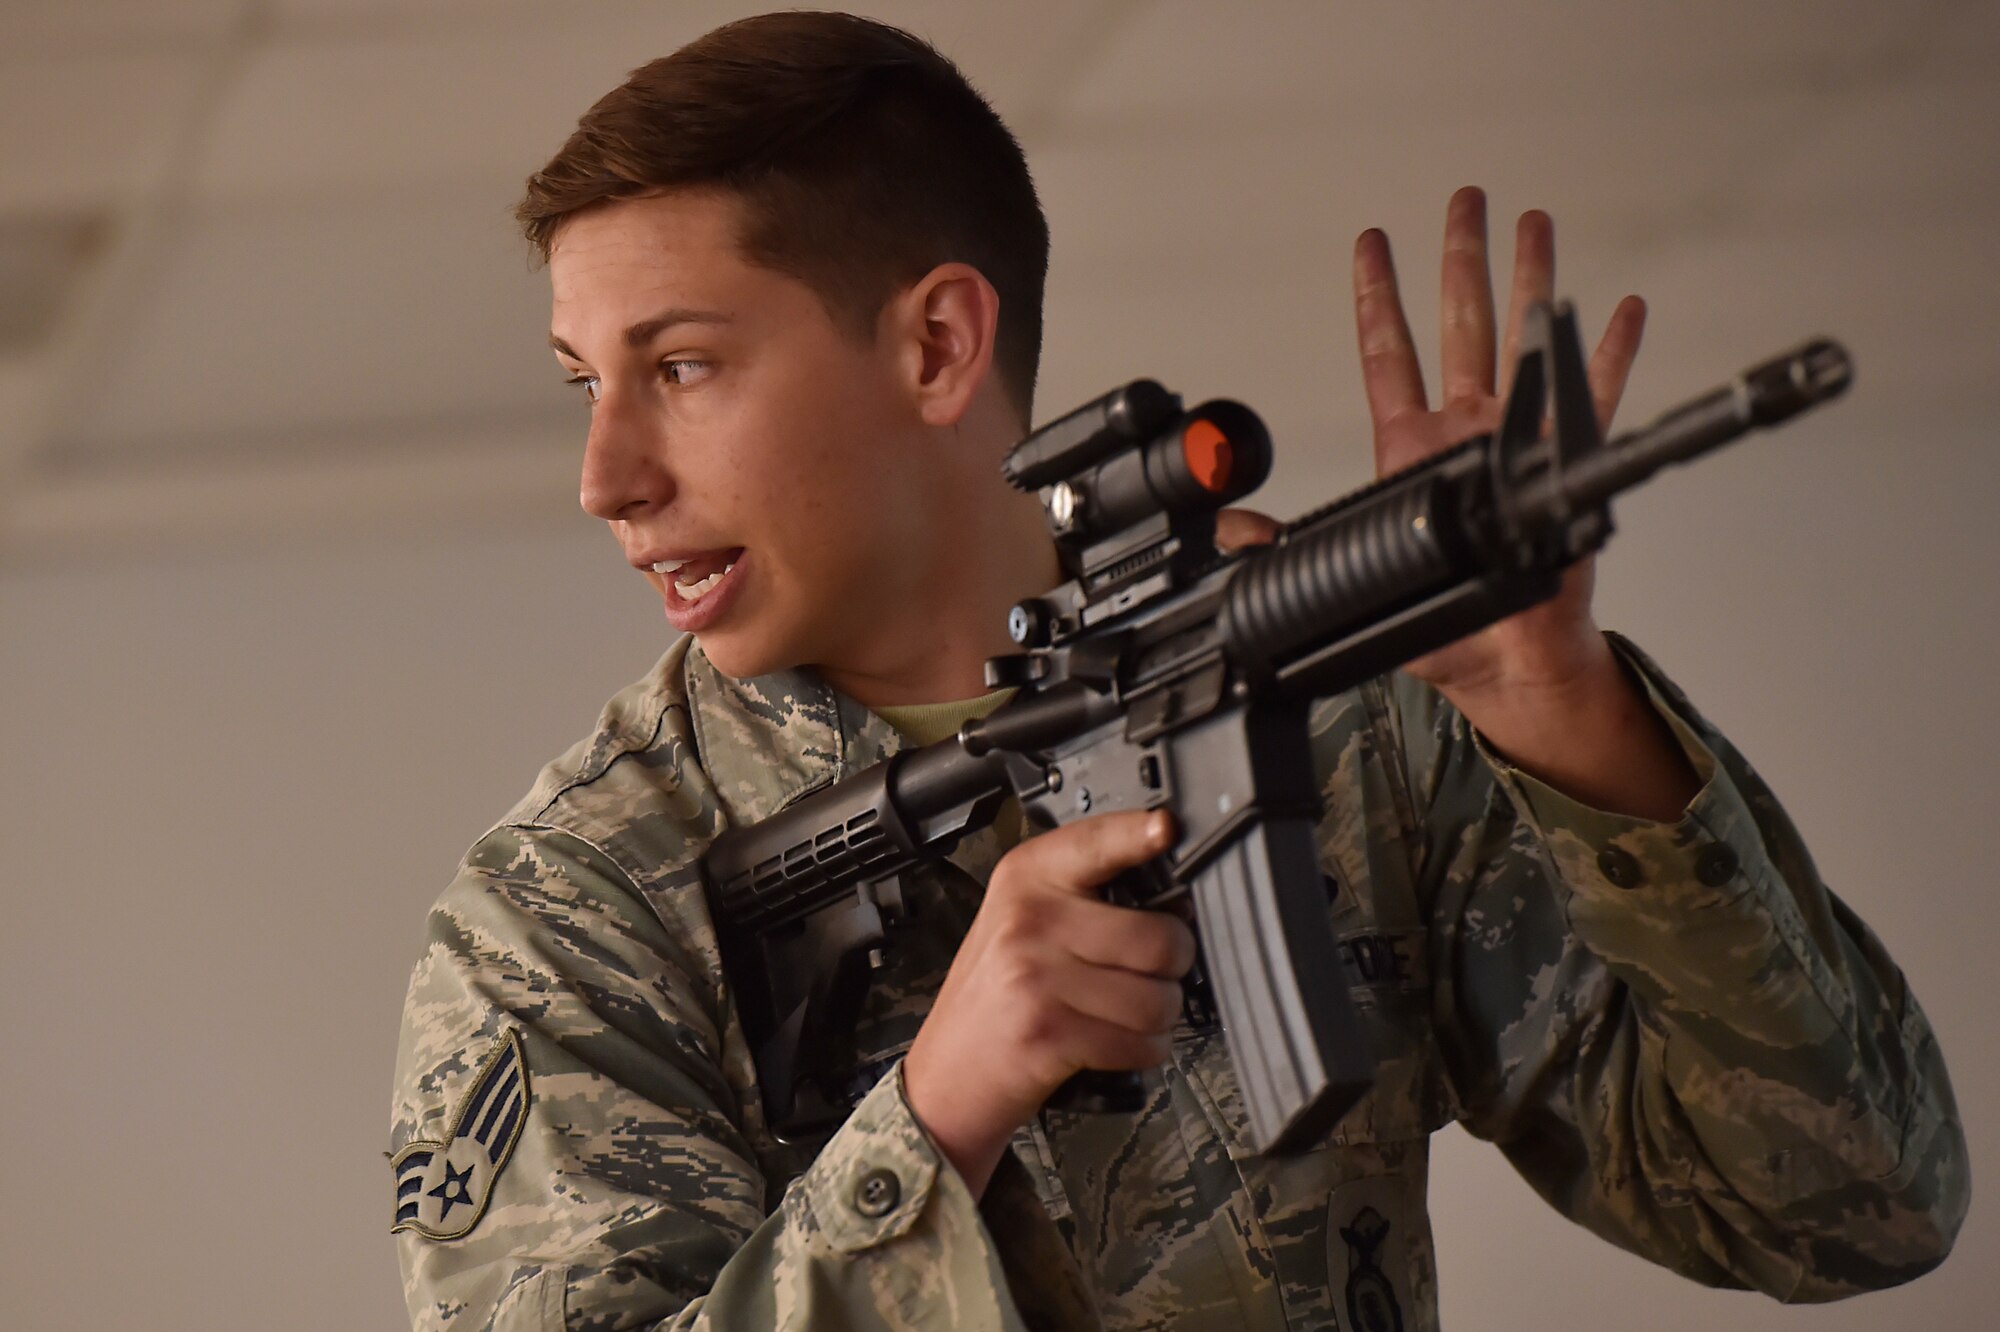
[389,12,1967,1329]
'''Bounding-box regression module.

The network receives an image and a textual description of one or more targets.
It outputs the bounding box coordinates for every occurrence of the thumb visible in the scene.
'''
[1003,808,1175,900]
[1215,507,1280,554]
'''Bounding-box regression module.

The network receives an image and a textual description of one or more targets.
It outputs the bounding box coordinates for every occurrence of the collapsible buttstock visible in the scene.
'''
[1189,815,1373,1153]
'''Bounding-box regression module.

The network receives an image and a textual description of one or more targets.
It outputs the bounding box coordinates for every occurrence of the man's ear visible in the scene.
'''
[888,262,1000,428]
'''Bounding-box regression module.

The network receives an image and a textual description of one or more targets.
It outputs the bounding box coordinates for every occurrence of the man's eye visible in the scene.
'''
[561,362,707,403]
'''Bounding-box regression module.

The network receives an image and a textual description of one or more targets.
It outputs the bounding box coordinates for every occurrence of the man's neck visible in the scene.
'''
[816,596,1039,709]
[817,528,1062,710]
[813,405,1063,709]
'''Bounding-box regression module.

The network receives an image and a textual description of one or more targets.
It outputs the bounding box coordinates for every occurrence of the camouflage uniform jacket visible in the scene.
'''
[389,630,1967,1330]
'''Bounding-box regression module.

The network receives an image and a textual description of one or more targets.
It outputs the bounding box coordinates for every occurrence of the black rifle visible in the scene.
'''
[703,301,1851,1154]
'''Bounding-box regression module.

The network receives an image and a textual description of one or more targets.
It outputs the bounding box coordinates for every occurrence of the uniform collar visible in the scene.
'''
[680,638,1012,886]
[682,637,906,826]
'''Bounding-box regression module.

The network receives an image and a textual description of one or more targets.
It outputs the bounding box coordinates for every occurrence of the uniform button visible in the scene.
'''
[853,1168,900,1218]
[1695,843,1739,888]
[1597,847,1644,889]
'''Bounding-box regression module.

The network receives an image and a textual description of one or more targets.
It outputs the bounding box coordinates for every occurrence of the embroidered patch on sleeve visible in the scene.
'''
[391,1028,530,1240]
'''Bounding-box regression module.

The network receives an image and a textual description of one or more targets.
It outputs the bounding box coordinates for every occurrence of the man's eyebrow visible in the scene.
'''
[547,308,733,359]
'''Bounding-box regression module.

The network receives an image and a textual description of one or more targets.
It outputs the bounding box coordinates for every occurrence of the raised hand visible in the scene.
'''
[1351,185,1646,700]
[1220,189,1695,818]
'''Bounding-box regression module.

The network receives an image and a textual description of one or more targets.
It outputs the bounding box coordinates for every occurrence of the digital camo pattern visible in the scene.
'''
[390,630,1967,1329]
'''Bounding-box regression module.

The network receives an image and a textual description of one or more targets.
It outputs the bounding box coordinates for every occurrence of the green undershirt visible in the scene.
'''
[872,687,1017,747]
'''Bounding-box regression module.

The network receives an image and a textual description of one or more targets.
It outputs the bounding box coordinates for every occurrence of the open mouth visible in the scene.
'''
[653,547,747,628]
[652,548,743,604]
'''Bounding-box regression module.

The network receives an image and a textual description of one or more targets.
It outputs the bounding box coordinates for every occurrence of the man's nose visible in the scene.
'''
[578,390,674,521]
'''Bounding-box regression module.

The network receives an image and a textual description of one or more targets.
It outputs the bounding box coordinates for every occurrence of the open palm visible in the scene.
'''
[1360,186,1645,698]
[1219,187,1647,702]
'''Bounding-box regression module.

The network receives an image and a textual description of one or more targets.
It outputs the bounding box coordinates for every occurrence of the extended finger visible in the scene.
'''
[1054,957,1186,1034]
[1050,1010,1176,1074]
[1439,186,1497,406]
[1587,295,1648,430]
[1215,507,1280,553]
[1498,210,1555,392]
[1056,898,1198,978]
[1353,228,1427,434]
[1003,808,1174,901]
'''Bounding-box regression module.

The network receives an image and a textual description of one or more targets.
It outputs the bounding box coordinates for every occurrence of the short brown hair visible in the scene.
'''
[516,11,1050,423]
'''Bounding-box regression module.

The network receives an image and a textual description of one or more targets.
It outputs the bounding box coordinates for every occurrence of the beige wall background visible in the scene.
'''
[2,1,1993,1327]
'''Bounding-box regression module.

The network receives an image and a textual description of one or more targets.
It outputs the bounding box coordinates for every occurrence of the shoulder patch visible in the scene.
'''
[391,1029,530,1240]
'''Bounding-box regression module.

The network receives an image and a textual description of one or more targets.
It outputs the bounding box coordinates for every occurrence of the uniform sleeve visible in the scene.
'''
[1402,631,1969,1301]
[389,826,1036,1331]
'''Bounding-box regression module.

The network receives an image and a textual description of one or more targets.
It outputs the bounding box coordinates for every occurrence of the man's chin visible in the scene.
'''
[690,625,809,684]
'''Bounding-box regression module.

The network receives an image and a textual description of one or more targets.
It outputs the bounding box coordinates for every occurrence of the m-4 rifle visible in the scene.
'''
[703,301,1851,1154]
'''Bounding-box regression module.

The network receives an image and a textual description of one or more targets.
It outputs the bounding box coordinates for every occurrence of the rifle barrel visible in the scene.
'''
[1564,338,1851,508]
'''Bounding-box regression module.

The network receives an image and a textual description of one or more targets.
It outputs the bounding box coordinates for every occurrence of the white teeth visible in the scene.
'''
[651,558,690,575]
[673,559,737,603]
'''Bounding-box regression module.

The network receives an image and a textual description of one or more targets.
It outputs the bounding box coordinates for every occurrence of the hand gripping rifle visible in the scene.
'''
[702,301,1851,1154]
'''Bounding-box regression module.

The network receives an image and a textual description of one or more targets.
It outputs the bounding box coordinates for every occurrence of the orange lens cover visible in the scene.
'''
[1182,418,1233,492]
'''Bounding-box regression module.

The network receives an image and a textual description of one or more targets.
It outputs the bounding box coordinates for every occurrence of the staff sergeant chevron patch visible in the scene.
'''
[390,1028,529,1240]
